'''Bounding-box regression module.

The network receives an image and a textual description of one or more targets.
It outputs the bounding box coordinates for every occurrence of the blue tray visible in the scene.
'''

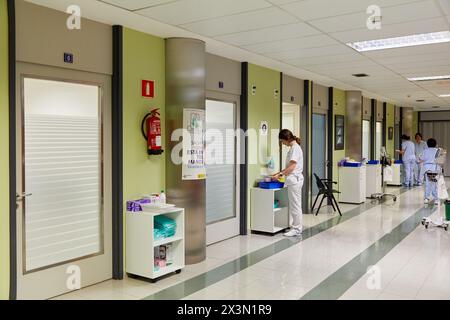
[394,160,403,164]
[343,162,362,167]
[259,182,285,189]
[367,160,380,165]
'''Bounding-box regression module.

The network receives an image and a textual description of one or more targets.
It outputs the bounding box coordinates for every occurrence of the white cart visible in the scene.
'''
[387,163,403,186]
[366,164,382,197]
[251,188,290,234]
[126,208,185,282]
[339,165,367,204]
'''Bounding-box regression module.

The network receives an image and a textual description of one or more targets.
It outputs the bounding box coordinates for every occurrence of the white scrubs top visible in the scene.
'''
[285,141,304,186]
[421,148,438,173]
[415,141,428,158]
[402,141,416,161]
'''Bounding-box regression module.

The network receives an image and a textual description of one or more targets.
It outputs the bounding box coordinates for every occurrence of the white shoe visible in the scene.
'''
[424,198,430,204]
[284,229,302,237]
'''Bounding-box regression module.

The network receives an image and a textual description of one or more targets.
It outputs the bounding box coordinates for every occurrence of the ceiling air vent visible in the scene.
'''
[432,106,440,109]
[352,73,369,77]
[416,99,425,102]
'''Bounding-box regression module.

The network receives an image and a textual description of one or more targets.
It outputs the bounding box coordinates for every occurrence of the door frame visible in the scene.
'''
[311,111,328,201]
[205,91,241,245]
[14,62,113,300]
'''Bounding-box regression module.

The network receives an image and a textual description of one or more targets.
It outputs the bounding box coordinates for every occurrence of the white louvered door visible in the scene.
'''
[205,98,240,245]
[16,63,112,300]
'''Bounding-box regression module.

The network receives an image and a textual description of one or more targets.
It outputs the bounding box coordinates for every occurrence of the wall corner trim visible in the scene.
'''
[112,25,124,280]
[8,0,17,301]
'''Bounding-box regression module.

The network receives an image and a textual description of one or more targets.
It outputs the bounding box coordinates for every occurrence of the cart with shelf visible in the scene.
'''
[126,208,185,282]
[251,188,289,234]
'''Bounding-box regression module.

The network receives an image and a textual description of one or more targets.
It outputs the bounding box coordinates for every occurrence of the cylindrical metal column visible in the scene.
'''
[346,91,363,160]
[165,38,206,264]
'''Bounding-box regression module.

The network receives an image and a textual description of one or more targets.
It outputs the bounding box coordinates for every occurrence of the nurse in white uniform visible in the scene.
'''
[396,134,416,188]
[272,129,304,237]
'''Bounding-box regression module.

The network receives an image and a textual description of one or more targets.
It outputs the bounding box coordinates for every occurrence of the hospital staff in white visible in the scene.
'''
[272,129,304,237]
[414,133,428,186]
[396,134,416,188]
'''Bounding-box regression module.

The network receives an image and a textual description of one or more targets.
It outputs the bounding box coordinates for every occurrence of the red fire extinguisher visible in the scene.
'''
[142,108,164,156]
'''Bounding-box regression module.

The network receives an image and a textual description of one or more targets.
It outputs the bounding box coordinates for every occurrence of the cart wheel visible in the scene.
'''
[394,197,397,202]
[425,223,429,229]
[445,225,448,231]
[421,220,425,226]
[175,270,182,274]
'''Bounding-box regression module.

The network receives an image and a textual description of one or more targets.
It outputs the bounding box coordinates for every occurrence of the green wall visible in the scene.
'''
[385,103,395,158]
[122,28,166,224]
[247,64,281,223]
[332,88,346,193]
[0,0,9,300]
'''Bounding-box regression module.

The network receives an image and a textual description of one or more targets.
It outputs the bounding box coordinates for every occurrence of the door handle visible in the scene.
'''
[16,192,33,202]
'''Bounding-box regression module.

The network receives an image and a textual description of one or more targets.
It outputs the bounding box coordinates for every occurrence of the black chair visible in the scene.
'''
[312,174,342,216]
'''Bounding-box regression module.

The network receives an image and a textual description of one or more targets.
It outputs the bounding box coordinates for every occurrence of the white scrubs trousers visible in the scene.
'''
[287,181,303,231]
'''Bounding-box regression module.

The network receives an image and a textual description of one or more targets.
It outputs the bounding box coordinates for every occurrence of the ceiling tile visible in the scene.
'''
[242,34,338,54]
[136,0,272,25]
[309,1,442,33]
[331,17,448,43]
[264,44,355,60]
[180,7,298,37]
[280,0,422,21]
[215,22,320,46]
[100,0,176,11]
[438,0,450,15]
[286,51,366,66]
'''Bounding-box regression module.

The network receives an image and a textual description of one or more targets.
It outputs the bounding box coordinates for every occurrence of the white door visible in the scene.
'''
[205,99,240,245]
[16,63,112,300]
[362,120,371,160]
[282,103,301,167]
[376,122,383,160]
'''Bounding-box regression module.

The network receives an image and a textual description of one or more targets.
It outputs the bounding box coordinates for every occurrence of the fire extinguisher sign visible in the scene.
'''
[142,80,155,98]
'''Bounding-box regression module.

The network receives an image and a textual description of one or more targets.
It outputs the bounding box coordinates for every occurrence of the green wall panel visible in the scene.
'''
[247,64,281,224]
[386,103,395,158]
[122,28,166,214]
[332,88,346,192]
[0,0,9,300]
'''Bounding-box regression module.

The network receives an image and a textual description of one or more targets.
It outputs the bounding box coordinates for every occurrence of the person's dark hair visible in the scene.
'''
[279,129,301,145]
[427,138,437,148]
[401,134,410,141]
[415,133,423,140]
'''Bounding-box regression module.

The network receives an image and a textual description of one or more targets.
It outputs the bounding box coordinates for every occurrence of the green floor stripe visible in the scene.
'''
[300,204,438,300]
[143,187,409,300]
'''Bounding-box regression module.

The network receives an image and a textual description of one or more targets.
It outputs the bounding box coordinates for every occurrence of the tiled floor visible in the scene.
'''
[53,183,450,301]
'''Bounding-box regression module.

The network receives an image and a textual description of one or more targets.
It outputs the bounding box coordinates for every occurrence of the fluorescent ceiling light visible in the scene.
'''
[439,94,450,97]
[407,75,450,81]
[347,31,450,52]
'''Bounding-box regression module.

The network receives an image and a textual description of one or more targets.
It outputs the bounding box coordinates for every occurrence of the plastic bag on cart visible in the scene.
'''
[384,166,393,182]
[438,175,449,200]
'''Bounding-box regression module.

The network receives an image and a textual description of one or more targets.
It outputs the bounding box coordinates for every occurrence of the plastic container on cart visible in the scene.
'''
[259,181,285,189]
[445,200,450,222]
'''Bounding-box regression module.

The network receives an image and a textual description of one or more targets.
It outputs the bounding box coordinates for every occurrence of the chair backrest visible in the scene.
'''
[314,174,327,191]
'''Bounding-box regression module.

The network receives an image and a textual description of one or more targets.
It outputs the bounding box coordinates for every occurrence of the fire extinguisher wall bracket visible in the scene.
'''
[148,149,164,156]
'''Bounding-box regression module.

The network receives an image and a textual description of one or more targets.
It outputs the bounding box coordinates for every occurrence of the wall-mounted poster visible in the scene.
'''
[335,115,345,150]
[388,127,394,140]
[182,109,206,180]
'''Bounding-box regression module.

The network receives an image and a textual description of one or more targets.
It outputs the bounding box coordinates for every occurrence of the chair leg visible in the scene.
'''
[329,194,336,212]
[311,193,320,212]
[332,195,342,216]
[316,195,326,216]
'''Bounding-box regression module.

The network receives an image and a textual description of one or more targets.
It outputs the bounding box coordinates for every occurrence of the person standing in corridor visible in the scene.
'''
[396,134,416,188]
[414,133,428,186]
[272,130,304,237]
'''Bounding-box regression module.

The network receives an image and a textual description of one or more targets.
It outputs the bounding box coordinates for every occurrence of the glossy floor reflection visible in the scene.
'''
[53,182,450,301]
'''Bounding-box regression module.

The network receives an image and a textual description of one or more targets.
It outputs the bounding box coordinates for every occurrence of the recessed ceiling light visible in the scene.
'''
[407,75,450,81]
[347,31,450,52]
[352,73,369,77]
[439,94,450,97]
